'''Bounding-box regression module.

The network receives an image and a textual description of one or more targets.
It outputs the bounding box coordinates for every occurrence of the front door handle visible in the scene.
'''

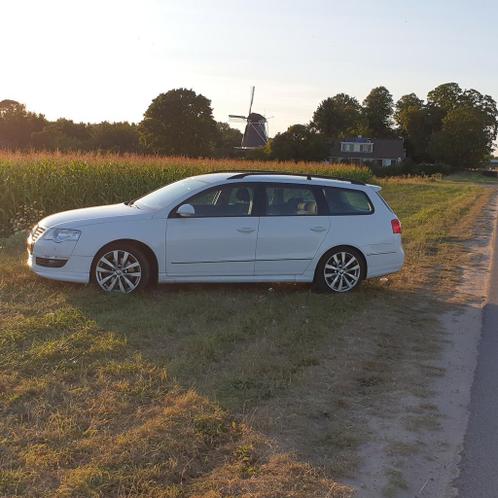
[310,226,326,232]
[237,227,256,233]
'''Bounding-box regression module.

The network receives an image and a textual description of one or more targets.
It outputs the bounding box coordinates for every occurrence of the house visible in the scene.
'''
[330,137,406,167]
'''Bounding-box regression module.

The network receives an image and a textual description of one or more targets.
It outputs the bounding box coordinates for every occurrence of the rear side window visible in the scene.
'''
[323,187,373,215]
[265,185,318,216]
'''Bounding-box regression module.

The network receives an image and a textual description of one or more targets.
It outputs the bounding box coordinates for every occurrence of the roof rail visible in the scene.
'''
[222,170,366,185]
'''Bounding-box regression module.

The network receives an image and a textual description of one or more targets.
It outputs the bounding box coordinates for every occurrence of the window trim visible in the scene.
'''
[260,182,328,217]
[321,186,375,216]
[168,182,260,218]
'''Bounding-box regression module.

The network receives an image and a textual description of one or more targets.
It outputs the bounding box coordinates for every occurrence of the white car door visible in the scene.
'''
[166,184,259,276]
[255,184,330,275]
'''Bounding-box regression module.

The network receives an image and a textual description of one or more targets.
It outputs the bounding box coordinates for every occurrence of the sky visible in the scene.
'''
[2,0,498,139]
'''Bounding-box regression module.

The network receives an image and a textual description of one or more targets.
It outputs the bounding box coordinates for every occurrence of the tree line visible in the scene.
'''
[271,83,498,169]
[1,83,497,169]
[0,91,243,158]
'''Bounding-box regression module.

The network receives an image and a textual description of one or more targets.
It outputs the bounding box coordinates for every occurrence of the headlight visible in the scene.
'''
[43,228,81,243]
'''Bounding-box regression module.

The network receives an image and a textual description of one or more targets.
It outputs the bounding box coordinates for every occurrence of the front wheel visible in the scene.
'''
[314,247,366,293]
[93,244,150,293]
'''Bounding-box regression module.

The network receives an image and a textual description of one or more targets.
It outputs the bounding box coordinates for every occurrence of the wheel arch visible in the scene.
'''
[313,244,368,282]
[90,239,159,285]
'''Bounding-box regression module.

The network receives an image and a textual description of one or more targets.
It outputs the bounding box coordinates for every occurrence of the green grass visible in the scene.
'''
[448,170,498,184]
[0,166,494,496]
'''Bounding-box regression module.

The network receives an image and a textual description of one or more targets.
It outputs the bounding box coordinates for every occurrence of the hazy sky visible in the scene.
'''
[2,0,498,137]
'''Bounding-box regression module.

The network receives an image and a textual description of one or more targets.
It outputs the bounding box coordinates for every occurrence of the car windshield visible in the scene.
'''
[133,178,205,210]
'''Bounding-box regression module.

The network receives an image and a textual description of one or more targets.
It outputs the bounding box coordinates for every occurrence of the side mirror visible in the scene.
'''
[176,204,195,217]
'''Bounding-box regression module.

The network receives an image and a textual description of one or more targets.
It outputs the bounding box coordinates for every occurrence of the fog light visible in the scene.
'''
[36,257,68,268]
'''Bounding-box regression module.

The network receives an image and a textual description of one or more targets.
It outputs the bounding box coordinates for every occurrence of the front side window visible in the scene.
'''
[265,185,318,216]
[323,187,373,215]
[181,184,254,217]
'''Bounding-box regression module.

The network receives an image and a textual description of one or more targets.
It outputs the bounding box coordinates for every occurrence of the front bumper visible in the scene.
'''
[27,230,92,284]
[27,252,92,283]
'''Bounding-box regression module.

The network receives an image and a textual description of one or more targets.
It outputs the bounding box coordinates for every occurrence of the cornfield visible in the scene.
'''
[0,150,372,235]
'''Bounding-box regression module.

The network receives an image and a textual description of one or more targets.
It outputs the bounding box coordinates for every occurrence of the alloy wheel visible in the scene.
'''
[323,251,361,292]
[95,250,142,293]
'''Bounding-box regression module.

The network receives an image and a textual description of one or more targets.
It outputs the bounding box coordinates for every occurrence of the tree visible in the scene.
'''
[312,93,363,138]
[425,83,498,166]
[31,119,92,151]
[214,122,243,157]
[425,83,497,137]
[362,86,394,137]
[427,82,462,115]
[394,93,431,161]
[430,107,491,168]
[90,122,140,153]
[425,82,463,134]
[394,93,424,125]
[139,88,218,156]
[270,124,329,162]
[461,89,498,143]
[0,99,46,149]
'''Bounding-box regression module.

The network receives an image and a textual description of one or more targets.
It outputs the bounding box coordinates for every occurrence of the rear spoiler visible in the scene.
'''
[366,184,382,191]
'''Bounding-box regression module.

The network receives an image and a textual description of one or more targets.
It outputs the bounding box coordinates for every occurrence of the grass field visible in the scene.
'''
[0,153,495,497]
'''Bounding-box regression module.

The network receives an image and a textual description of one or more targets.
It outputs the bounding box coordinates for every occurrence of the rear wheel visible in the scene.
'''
[93,244,150,293]
[314,247,365,293]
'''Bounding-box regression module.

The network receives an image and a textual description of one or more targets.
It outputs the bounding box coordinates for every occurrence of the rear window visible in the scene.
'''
[322,187,373,215]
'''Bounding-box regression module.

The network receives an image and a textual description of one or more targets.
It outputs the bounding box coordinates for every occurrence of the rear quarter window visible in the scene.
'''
[322,187,373,215]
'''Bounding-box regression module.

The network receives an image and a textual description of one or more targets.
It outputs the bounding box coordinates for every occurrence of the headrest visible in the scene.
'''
[236,188,250,202]
[297,201,317,214]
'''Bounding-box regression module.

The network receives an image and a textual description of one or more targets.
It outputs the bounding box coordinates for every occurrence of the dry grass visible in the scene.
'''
[0,158,495,497]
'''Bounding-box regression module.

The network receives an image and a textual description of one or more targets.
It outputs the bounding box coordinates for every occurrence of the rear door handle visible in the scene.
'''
[310,226,326,232]
[237,227,256,233]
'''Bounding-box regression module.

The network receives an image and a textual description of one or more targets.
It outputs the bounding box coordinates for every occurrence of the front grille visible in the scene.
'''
[32,225,46,242]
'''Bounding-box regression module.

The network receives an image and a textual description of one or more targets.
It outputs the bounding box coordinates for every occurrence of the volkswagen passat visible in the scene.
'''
[27,172,404,293]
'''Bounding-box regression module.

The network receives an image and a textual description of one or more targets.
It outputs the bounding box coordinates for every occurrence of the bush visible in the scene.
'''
[371,160,452,178]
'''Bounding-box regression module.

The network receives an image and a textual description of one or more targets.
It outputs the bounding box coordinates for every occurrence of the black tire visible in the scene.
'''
[92,243,150,293]
[314,246,366,293]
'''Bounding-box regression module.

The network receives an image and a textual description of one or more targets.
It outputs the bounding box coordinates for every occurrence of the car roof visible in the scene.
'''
[192,172,379,191]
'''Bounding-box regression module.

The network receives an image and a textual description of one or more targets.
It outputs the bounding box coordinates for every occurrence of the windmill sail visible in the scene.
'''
[248,86,255,115]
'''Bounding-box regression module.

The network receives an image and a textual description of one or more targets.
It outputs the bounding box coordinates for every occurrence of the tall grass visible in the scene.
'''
[0,150,372,235]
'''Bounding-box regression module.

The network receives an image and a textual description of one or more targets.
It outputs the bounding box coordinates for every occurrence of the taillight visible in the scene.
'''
[391,219,402,234]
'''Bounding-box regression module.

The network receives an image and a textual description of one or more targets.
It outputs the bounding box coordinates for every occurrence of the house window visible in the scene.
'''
[340,142,373,153]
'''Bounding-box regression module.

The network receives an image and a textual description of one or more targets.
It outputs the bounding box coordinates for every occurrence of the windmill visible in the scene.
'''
[229,86,269,149]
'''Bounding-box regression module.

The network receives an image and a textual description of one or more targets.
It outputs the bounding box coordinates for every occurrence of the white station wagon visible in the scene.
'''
[27,172,404,294]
